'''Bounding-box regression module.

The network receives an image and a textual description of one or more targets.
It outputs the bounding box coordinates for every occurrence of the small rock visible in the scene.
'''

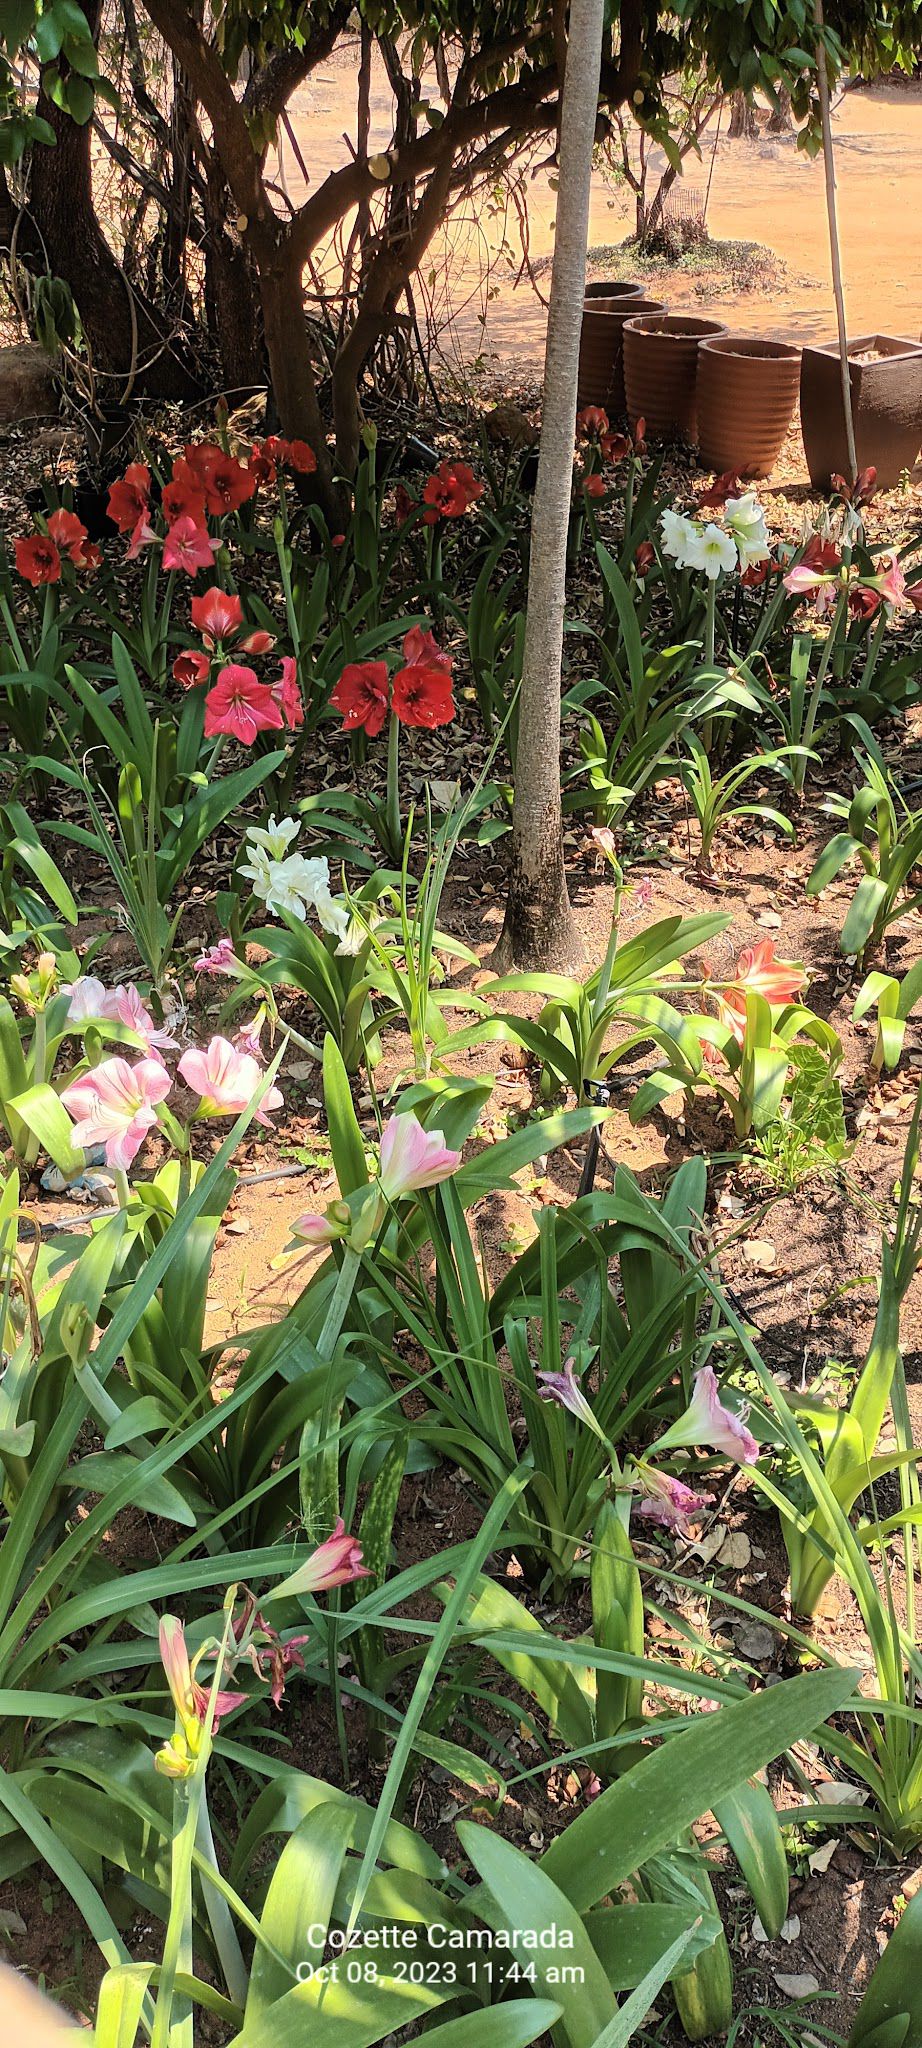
[742,1237,777,1271]
[773,1973,820,1999]
[736,1621,775,1660]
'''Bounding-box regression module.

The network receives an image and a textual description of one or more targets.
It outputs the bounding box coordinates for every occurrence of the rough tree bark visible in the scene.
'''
[728,90,758,138]
[28,0,199,399]
[494,0,605,971]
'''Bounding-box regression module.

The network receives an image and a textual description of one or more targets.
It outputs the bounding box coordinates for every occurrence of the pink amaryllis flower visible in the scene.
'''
[271,655,303,730]
[62,1055,172,1169]
[378,1112,460,1200]
[178,1035,283,1125]
[293,1200,354,1247]
[194,937,238,976]
[635,1466,714,1534]
[191,587,244,645]
[732,937,805,1007]
[104,982,179,1052]
[653,1366,759,1466]
[162,515,219,574]
[63,974,109,1022]
[267,1518,370,1603]
[535,1356,598,1428]
[402,624,452,673]
[204,665,285,744]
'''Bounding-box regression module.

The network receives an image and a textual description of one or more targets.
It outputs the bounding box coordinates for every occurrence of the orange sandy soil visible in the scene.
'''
[281,62,922,385]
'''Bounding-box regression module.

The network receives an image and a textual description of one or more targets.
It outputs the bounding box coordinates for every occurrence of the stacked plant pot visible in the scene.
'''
[577,285,665,414]
[800,334,922,490]
[622,313,727,444]
[696,336,802,477]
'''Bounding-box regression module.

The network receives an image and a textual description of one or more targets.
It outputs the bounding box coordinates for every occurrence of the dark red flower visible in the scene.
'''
[14,534,61,585]
[831,465,877,508]
[162,460,207,527]
[199,448,257,516]
[394,484,416,523]
[906,581,922,612]
[402,624,451,673]
[107,463,151,533]
[173,649,211,689]
[601,431,630,464]
[740,559,770,589]
[392,661,455,728]
[46,508,90,564]
[849,585,880,620]
[421,459,483,524]
[331,660,390,736]
[286,439,317,474]
[800,533,843,575]
[634,540,655,576]
[575,406,609,439]
[248,444,277,487]
[697,470,742,509]
[584,473,606,500]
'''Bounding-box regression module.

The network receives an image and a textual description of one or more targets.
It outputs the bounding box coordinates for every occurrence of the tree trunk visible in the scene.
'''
[28,0,199,399]
[728,91,758,139]
[767,86,793,133]
[257,246,345,520]
[495,0,603,970]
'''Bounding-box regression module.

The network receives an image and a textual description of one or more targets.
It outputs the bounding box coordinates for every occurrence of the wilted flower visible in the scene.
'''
[194,937,238,977]
[634,1465,714,1534]
[535,1356,608,1440]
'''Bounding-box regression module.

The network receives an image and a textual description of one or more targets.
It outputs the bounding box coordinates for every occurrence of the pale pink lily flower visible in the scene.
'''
[126,515,158,561]
[234,1013,264,1060]
[293,1200,353,1247]
[654,1365,759,1466]
[378,1112,460,1200]
[267,1518,370,1604]
[105,982,179,1051]
[162,516,219,574]
[862,549,907,612]
[635,1466,714,1534]
[64,975,109,1022]
[62,1055,172,1168]
[178,1035,282,1126]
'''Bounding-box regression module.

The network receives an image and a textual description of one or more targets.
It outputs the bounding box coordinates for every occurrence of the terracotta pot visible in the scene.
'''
[696,336,802,477]
[800,334,922,491]
[577,295,666,415]
[584,279,645,301]
[623,313,728,444]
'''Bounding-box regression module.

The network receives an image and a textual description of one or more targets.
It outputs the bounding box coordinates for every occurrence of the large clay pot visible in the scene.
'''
[623,313,727,444]
[696,336,802,477]
[584,279,645,301]
[800,335,922,491]
[577,295,666,414]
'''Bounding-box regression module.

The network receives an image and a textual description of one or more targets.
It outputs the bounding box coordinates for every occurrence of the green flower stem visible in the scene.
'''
[113,1167,132,1210]
[385,710,402,863]
[304,1242,364,1531]
[593,865,624,1019]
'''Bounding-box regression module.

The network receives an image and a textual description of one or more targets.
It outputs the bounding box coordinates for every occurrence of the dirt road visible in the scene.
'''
[284,65,922,377]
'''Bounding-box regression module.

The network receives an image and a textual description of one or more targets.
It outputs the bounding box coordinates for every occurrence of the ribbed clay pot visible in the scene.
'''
[623,313,727,443]
[577,295,666,414]
[800,334,922,491]
[696,336,802,477]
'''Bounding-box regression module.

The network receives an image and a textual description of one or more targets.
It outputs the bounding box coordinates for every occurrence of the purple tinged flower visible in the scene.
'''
[535,1357,608,1441]
[266,1519,370,1604]
[635,1466,714,1534]
[654,1366,759,1466]
[194,938,238,977]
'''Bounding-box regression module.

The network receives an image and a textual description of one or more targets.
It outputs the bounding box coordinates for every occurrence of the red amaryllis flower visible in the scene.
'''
[201,449,257,516]
[601,431,630,464]
[392,660,455,728]
[740,559,770,588]
[272,656,303,729]
[247,443,277,487]
[421,458,483,524]
[632,416,647,456]
[47,508,90,564]
[239,628,275,654]
[331,660,390,736]
[906,581,922,612]
[191,587,243,644]
[584,473,606,499]
[107,463,151,533]
[849,586,880,620]
[14,533,61,585]
[831,465,877,508]
[394,484,416,523]
[286,439,316,474]
[173,649,211,689]
[634,540,655,576]
[697,470,742,510]
[575,406,609,439]
[162,460,207,527]
[162,515,219,574]
[402,624,451,673]
[203,665,285,745]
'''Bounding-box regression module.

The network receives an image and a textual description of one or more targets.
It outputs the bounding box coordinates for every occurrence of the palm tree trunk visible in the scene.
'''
[496,0,604,969]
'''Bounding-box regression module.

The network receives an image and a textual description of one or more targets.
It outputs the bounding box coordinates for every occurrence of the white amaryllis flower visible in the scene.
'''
[659,507,700,568]
[724,493,769,570]
[241,847,351,939]
[685,521,739,581]
[243,814,301,862]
